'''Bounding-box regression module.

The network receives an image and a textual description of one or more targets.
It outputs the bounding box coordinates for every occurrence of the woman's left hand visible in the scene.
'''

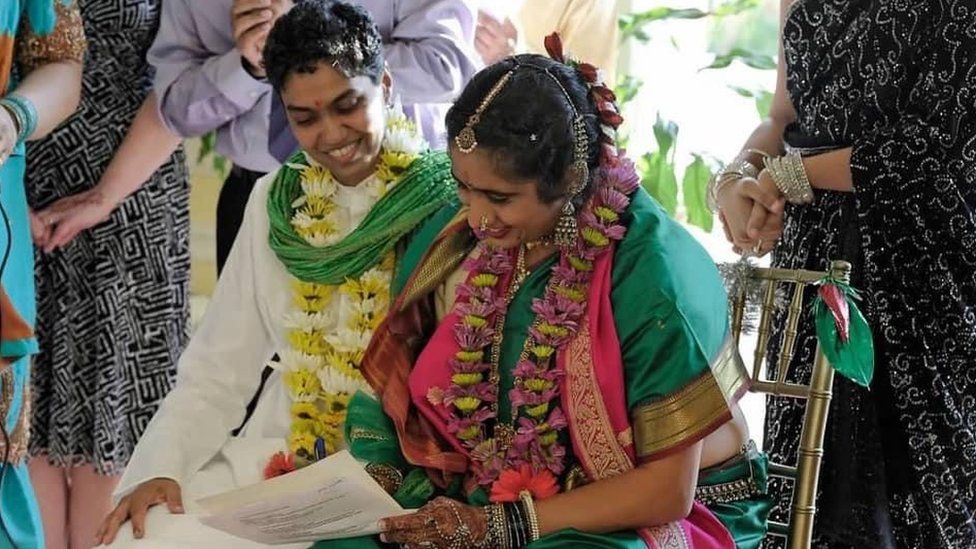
[379,496,490,548]
[34,188,118,253]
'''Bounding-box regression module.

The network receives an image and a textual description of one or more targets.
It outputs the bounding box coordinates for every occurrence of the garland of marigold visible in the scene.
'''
[266,109,426,477]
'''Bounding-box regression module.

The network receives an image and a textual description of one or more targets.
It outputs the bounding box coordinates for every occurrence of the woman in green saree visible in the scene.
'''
[335,38,771,549]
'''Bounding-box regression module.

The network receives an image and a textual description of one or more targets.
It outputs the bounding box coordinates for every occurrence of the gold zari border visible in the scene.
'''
[565,327,633,480]
[398,212,473,311]
[0,368,29,463]
[633,336,748,458]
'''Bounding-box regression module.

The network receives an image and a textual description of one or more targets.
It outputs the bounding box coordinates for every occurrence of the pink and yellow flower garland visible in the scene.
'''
[443,156,641,492]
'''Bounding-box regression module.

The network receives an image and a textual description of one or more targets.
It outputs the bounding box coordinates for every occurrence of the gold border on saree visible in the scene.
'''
[632,336,748,458]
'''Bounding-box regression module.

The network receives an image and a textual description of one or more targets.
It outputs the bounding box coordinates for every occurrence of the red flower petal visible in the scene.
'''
[577,63,599,82]
[263,451,296,480]
[544,33,565,63]
[489,465,559,502]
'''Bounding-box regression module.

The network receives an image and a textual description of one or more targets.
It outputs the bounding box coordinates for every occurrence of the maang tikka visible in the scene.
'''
[456,59,590,248]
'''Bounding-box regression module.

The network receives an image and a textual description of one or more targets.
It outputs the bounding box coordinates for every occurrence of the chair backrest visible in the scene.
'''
[729,259,851,549]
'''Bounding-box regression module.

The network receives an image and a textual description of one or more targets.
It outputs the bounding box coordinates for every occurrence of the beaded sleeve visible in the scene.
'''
[17,0,86,72]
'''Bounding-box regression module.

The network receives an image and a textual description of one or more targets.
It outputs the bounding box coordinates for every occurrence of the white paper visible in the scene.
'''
[196,450,407,545]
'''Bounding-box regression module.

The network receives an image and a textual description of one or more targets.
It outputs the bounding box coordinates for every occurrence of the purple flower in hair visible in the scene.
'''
[605,158,640,193]
[597,187,630,213]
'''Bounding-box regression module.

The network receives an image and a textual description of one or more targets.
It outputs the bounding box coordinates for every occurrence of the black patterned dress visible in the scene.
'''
[26,0,190,476]
[763,1,976,547]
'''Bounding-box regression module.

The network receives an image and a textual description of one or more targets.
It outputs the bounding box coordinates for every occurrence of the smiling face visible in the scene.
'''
[280,61,390,186]
[450,145,566,249]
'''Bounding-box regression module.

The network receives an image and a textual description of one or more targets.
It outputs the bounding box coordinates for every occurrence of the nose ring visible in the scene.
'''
[479,214,489,232]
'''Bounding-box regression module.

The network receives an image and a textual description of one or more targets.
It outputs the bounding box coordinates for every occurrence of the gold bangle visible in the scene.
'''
[519,491,541,543]
[487,503,510,548]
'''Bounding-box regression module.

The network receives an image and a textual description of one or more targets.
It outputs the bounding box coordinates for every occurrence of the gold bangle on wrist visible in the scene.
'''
[519,491,541,543]
[487,503,510,548]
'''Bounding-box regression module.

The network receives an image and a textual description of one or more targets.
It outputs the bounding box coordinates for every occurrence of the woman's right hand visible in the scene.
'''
[95,478,184,546]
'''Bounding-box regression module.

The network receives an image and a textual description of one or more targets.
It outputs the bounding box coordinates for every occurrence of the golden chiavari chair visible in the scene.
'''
[728,260,851,548]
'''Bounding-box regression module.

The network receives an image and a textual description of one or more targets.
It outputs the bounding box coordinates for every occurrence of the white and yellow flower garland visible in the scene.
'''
[278,108,425,466]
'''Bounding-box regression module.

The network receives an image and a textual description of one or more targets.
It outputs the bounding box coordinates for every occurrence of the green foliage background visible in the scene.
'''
[617,0,777,231]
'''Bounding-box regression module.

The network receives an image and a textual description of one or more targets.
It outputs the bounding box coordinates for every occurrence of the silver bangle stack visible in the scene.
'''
[706,156,761,213]
[763,151,814,204]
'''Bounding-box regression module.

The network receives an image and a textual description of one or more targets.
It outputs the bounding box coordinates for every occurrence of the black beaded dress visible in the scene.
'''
[764,1,976,547]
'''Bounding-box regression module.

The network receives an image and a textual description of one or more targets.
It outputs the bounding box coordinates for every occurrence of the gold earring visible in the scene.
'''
[554,199,578,248]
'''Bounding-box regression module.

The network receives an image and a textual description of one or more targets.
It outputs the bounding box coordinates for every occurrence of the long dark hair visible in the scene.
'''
[446,55,602,205]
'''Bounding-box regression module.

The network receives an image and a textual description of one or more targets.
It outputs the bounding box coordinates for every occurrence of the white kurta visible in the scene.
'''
[110,171,387,548]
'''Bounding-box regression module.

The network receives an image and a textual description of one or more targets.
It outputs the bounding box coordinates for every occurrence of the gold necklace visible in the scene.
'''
[525,235,555,251]
[488,244,528,452]
[510,244,529,297]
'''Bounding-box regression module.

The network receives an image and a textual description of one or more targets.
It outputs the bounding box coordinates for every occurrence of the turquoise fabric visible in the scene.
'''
[2,1,66,95]
[3,1,63,37]
[0,152,43,549]
[0,5,71,548]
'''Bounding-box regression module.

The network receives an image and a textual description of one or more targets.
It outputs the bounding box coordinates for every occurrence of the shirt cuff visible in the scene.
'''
[207,49,271,110]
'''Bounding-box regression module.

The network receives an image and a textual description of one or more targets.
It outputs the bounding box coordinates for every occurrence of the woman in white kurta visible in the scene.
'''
[96,2,456,545]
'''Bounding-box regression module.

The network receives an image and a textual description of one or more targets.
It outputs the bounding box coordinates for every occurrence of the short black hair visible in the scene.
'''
[446,54,600,204]
[263,0,384,92]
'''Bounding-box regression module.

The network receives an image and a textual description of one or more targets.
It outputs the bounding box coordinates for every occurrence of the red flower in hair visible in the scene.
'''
[577,63,599,83]
[544,33,566,62]
[600,109,624,129]
[593,86,617,102]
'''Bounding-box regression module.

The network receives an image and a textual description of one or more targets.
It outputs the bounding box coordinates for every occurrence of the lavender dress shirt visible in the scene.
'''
[148,0,480,172]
